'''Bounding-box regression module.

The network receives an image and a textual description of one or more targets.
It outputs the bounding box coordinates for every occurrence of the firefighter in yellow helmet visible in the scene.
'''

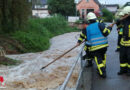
[77,12,114,78]
[117,6,130,76]
[115,11,124,52]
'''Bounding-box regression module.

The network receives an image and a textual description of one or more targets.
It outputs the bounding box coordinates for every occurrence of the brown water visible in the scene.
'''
[0,32,81,90]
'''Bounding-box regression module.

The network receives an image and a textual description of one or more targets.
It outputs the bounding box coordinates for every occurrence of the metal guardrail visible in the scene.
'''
[60,43,85,90]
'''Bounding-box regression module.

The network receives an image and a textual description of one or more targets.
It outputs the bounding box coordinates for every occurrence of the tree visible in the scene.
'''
[48,0,76,16]
[0,0,31,33]
[102,8,114,22]
[10,0,32,31]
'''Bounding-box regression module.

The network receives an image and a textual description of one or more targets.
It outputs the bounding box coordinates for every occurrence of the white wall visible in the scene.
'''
[32,10,50,18]
[106,6,118,12]
[68,16,79,22]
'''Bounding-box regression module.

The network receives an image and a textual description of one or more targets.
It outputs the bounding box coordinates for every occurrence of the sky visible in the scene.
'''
[98,0,130,6]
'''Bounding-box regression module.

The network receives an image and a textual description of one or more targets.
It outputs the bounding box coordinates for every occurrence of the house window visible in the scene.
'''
[86,0,89,2]
[81,9,85,18]
[86,9,94,14]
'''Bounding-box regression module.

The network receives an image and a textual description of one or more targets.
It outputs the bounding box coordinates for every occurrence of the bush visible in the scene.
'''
[12,15,78,52]
[102,8,114,22]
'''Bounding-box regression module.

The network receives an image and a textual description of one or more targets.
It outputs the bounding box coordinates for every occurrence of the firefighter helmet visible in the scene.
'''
[118,12,124,17]
[122,6,130,15]
[86,12,97,20]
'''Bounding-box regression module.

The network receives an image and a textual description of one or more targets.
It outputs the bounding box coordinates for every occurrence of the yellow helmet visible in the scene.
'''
[122,6,130,15]
[86,12,97,20]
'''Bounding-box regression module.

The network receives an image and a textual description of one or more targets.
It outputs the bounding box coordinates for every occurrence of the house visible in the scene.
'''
[103,4,119,14]
[123,2,130,7]
[31,0,50,18]
[76,0,102,19]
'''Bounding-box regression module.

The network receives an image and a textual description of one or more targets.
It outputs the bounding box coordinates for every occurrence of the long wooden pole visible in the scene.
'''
[109,14,130,27]
[40,44,80,70]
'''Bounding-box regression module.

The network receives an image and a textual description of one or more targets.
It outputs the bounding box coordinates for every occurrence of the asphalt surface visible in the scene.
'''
[77,24,130,90]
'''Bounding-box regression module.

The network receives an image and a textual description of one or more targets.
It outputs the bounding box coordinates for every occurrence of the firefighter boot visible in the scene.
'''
[86,60,93,68]
[117,68,127,75]
[127,69,130,76]
[100,72,106,78]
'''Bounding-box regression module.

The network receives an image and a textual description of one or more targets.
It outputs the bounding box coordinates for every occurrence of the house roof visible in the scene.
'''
[123,2,130,7]
[103,4,119,9]
[77,0,101,7]
[104,4,119,6]
[94,0,101,6]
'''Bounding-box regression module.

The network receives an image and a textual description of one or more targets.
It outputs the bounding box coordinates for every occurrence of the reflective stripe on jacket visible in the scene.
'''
[119,28,123,35]
[120,38,130,47]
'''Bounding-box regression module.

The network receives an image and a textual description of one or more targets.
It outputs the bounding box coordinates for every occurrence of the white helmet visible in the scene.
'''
[115,12,120,19]
[118,11,124,17]
[86,12,97,20]
[122,6,130,15]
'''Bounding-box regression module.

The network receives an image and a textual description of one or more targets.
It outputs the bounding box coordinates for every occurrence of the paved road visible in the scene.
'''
[77,24,130,90]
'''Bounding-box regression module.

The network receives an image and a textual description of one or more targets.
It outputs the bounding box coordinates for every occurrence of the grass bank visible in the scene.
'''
[11,15,78,52]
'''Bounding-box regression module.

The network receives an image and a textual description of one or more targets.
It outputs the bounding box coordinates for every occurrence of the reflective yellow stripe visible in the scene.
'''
[81,33,85,37]
[129,25,130,37]
[107,29,110,34]
[89,44,108,51]
[100,20,103,23]
[94,56,103,75]
[87,58,92,60]
[117,46,120,48]
[98,64,104,68]
[96,20,99,22]
[128,64,130,68]
[119,31,123,35]
[96,19,103,23]
[103,28,107,33]
[120,63,128,67]
[120,38,130,46]
[84,46,87,51]
[103,28,110,34]
[78,38,83,41]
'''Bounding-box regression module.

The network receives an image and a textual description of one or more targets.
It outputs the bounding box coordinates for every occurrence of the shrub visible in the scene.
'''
[102,8,114,22]
[12,15,78,52]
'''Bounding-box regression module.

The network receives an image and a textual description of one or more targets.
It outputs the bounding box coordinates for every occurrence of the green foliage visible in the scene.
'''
[12,16,78,52]
[48,0,76,16]
[0,57,22,66]
[0,0,31,33]
[102,8,114,22]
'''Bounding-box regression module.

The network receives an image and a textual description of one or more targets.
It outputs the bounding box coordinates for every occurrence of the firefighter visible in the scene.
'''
[77,12,114,78]
[117,6,130,76]
[79,20,94,67]
[115,11,124,52]
[94,10,104,23]
[79,13,104,68]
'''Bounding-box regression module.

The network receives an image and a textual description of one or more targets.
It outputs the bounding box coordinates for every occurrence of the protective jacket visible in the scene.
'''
[86,22,108,46]
[78,22,112,51]
[120,16,130,47]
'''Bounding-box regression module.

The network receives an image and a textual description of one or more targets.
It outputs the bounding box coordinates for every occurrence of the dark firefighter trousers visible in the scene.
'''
[84,47,106,67]
[117,35,122,49]
[120,46,130,72]
[91,48,107,75]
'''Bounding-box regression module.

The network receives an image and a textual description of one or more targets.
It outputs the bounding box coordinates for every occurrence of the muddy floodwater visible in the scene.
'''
[0,32,81,90]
